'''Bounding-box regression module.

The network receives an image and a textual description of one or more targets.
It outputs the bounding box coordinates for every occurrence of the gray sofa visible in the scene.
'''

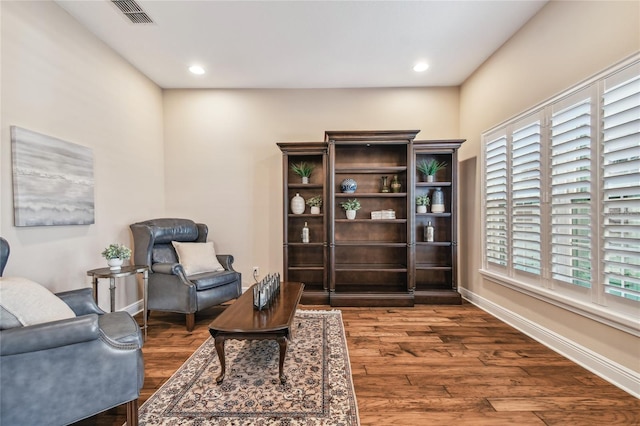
[0,237,144,426]
[130,218,242,331]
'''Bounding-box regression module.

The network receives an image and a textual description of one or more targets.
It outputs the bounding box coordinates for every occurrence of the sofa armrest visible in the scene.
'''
[56,288,105,316]
[216,254,236,272]
[0,314,100,356]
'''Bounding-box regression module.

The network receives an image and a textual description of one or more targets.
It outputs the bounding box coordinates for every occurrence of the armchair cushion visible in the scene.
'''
[172,241,224,275]
[0,277,75,329]
[190,270,242,291]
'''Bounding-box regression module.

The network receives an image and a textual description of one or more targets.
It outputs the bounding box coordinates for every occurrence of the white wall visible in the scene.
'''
[0,1,165,310]
[459,0,639,377]
[162,88,460,285]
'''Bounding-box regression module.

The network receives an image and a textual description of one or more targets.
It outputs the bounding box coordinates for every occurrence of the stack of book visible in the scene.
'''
[371,209,396,220]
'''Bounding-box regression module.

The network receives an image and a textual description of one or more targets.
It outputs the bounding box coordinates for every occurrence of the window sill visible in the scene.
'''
[479,269,640,337]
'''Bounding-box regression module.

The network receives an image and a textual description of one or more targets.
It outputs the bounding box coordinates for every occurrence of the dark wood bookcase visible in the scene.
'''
[276,142,328,304]
[278,132,465,306]
[413,139,465,304]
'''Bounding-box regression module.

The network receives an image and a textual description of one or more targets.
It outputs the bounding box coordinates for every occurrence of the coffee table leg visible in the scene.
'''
[277,335,288,383]
[214,336,226,384]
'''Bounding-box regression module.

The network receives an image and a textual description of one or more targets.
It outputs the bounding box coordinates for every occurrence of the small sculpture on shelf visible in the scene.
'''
[306,195,322,214]
[380,176,390,193]
[253,273,281,310]
[417,159,447,182]
[290,162,314,184]
[416,194,430,214]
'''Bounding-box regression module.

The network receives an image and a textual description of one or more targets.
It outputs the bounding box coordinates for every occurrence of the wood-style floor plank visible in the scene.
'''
[72,302,640,425]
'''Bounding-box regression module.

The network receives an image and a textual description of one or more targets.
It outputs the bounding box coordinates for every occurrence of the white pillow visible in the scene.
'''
[0,277,76,327]
[171,241,225,276]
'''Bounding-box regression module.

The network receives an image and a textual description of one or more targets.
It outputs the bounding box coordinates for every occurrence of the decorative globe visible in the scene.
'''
[340,178,357,193]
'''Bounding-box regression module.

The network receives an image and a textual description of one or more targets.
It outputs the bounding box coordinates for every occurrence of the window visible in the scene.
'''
[481,56,640,333]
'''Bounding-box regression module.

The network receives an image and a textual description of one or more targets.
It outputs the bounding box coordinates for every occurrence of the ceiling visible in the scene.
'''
[55,0,548,89]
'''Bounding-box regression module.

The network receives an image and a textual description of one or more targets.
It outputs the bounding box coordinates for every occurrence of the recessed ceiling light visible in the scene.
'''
[413,62,429,72]
[189,65,205,75]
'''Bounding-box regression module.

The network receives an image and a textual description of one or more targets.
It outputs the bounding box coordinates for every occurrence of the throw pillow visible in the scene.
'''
[171,241,225,276]
[0,277,76,328]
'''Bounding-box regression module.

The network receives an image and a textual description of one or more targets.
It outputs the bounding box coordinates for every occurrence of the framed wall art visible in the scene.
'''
[11,126,95,226]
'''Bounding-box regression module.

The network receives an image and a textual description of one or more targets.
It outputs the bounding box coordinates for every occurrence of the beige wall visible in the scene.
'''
[459,0,639,373]
[162,88,460,282]
[0,1,164,310]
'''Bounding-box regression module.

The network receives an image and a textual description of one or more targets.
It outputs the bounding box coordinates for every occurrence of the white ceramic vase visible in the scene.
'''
[290,193,305,214]
[108,258,124,270]
[417,205,427,214]
[310,206,320,214]
[346,210,356,220]
[302,176,309,184]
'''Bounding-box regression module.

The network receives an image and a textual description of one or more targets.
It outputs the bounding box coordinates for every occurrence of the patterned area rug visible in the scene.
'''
[138,310,359,425]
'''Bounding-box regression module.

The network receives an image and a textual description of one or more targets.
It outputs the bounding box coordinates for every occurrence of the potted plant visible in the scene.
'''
[417,159,447,182]
[340,198,361,220]
[416,194,430,214]
[290,162,315,184]
[306,195,323,214]
[101,243,131,270]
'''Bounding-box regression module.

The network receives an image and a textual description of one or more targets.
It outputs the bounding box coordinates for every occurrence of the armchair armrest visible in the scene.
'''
[216,254,236,271]
[56,288,105,316]
[0,314,100,356]
[152,262,186,276]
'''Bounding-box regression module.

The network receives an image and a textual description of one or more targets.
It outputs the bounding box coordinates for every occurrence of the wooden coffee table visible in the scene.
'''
[208,281,304,384]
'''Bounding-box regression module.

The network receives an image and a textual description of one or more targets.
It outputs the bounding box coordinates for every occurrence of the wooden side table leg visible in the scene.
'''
[214,336,226,384]
[92,276,99,305]
[277,335,288,383]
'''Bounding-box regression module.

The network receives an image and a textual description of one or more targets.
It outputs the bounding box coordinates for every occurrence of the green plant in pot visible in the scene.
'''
[416,194,430,213]
[417,159,447,182]
[340,198,361,220]
[290,162,315,183]
[101,243,131,270]
[306,195,323,214]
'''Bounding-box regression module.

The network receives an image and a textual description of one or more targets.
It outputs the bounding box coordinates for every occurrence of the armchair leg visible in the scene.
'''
[186,313,195,331]
[125,399,139,426]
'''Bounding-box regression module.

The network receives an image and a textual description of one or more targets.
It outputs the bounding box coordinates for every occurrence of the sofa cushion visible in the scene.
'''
[172,241,224,276]
[0,277,75,329]
[190,270,241,291]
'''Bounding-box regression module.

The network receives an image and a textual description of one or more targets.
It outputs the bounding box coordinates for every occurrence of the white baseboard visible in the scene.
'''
[460,288,640,398]
[123,299,143,317]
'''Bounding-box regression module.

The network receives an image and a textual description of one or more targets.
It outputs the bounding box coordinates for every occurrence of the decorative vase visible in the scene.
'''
[380,176,389,193]
[290,193,305,214]
[107,258,124,270]
[310,206,320,214]
[426,175,435,183]
[431,187,445,213]
[302,176,309,184]
[340,178,357,193]
[390,175,401,193]
[346,210,356,220]
[417,205,427,214]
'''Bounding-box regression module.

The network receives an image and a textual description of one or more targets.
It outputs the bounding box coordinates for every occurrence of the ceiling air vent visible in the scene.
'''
[112,0,154,24]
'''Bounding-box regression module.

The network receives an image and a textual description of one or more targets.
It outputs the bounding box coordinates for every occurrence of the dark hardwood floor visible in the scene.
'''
[73,302,640,425]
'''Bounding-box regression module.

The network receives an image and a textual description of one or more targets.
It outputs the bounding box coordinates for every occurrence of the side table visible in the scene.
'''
[86,265,149,338]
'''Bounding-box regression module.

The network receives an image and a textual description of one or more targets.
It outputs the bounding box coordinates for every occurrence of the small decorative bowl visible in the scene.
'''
[340,178,357,193]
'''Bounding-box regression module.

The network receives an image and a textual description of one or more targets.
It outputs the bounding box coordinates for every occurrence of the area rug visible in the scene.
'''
[138,310,359,425]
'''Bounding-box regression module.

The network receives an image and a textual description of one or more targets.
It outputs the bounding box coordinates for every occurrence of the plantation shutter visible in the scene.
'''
[550,92,593,288]
[602,64,640,302]
[511,118,542,275]
[485,133,509,267]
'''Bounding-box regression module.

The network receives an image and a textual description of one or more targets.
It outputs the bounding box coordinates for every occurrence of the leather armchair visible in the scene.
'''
[0,238,144,426]
[130,218,242,331]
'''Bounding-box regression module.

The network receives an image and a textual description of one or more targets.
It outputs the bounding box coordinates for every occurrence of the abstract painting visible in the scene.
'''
[11,126,95,226]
